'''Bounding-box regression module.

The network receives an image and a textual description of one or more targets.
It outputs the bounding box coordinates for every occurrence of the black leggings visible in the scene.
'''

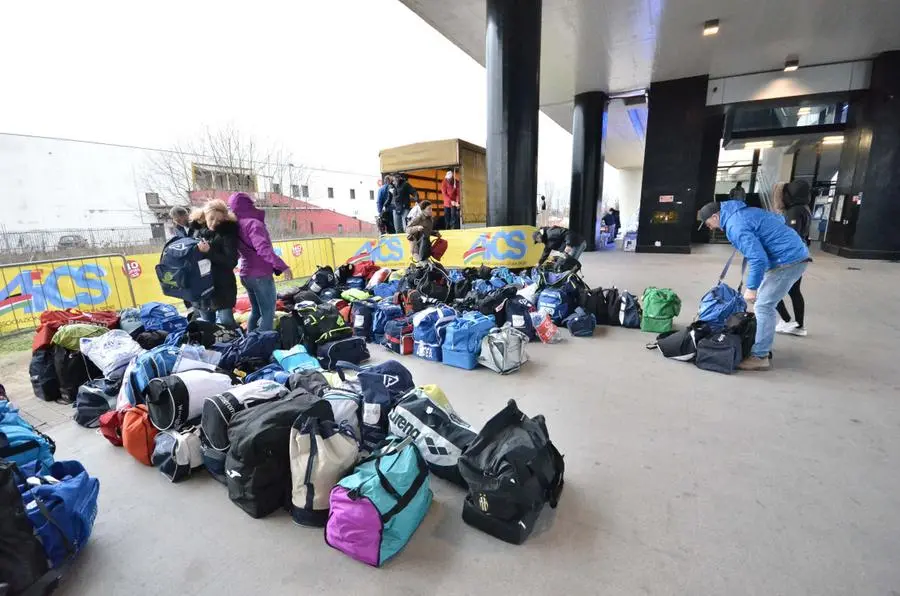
[776,277,805,327]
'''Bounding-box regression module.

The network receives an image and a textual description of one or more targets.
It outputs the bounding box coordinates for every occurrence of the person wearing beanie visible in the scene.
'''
[774,180,812,337]
[698,196,811,371]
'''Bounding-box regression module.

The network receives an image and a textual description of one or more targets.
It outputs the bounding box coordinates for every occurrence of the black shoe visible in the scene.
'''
[55,396,74,405]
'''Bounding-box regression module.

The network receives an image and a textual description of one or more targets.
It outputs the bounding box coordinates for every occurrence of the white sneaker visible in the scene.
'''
[775,320,798,334]
[787,326,807,337]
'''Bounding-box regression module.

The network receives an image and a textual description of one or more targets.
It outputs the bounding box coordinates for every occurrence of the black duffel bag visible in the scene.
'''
[458,399,564,545]
[695,331,743,374]
[725,311,756,358]
[74,378,120,428]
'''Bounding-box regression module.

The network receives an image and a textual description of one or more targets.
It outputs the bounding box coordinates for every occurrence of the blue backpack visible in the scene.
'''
[0,401,55,472]
[215,330,280,370]
[697,250,748,329]
[442,312,496,353]
[537,288,572,324]
[155,236,215,303]
[121,345,182,406]
[17,460,100,569]
[505,296,536,340]
[140,302,188,334]
[564,307,596,337]
[373,303,403,338]
[351,300,378,341]
[325,436,432,567]
[336,360,415,452]
[273,345,322,372]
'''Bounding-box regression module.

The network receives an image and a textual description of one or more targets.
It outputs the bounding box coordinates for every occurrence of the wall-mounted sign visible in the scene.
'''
[659,195,674,203]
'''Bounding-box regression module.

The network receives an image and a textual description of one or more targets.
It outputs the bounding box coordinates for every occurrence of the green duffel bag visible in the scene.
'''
[640,287,682,333]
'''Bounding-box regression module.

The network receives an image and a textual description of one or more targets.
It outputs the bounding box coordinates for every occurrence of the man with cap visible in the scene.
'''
[532,226,586,265]
[698,198,811,371]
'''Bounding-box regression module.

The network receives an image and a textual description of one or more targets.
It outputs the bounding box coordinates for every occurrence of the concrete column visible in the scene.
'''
[569,91,609,251]
[485,0,542,227]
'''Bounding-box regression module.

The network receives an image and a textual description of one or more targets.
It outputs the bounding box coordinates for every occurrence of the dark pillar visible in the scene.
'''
[569,91,609,251]
[637,75,712,253]
[485,0,541,227]
[691,109,724,243]
[748,149,761,194]
[824,51,900,259]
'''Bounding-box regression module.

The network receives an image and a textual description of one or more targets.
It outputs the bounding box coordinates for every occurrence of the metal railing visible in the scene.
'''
[0,254,137,335]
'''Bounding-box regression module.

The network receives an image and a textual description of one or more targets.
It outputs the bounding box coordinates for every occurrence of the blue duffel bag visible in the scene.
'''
[697,250,747,329]
[0,401,55,473]
[155,237,215,303]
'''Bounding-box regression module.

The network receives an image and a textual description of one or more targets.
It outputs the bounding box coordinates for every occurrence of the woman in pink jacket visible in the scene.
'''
[228,192,290,332]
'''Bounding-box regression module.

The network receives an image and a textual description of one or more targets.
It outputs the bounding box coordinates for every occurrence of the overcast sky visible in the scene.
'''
[0,0,574,204]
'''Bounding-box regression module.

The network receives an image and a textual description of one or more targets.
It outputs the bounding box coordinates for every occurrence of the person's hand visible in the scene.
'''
[435,231,442,239]
[563,246,573,255]
[743,289,757,303]
[197,240,210,253]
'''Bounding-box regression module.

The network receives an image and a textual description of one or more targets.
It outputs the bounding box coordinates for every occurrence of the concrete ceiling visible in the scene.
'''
[400,0,900,169]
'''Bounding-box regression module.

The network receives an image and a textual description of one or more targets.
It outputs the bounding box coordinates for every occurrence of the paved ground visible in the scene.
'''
[3,245,900,596]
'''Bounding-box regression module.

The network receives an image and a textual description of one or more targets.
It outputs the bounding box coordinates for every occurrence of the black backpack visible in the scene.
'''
[350,300,377,341]
[477,286,518,326]
[308,265,336,293]
[725,312,756,358]
[225,392,320,518]
[505,296,536,340]
[29,347,61,402]
[458,399,564,545]
[604,288,620,326]
[0,462,49,594]
[580,286,609,325]
[53,346,101,404]
[297,303,352,352]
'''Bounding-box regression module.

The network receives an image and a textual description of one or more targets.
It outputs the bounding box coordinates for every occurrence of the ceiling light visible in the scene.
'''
[784,58,799,72]
[745,141,774,149]
[822,135,844,145]
[703,19,719,36]
[797,107,811,115]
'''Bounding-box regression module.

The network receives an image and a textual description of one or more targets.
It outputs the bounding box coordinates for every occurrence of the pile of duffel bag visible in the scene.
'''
[0,396,100,594]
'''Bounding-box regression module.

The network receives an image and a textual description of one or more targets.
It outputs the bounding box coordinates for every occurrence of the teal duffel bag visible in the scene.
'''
[325,436,432,567]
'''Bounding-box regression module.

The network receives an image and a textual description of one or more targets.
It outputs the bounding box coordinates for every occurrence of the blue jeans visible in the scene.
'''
[199,308,237,327]
[393,210,409,234]
[752,261,809,357]
[241,275,276,333]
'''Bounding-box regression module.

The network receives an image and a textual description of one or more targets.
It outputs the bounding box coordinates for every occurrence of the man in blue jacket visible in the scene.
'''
[698,200,811,370]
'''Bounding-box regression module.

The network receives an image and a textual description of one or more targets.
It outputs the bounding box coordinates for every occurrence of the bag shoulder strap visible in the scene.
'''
[718,249,739,282]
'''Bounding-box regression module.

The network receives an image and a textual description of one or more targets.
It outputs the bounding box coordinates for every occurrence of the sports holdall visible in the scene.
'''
[243,363,290,385]
[617,291,642,328]
[273,344,322,373]
[412,305,457,345]
[80,329,143,378]
[30,347,61,402]
[74,378,119,428]
[695,332,743,374]
[0,401,56,472]
[373,303,404,339]
[118,344,215,408]
[145,370,235,431]
[563,307,596,337]
[307,265,337,294]
[505,296,536,341]
[648,321,712,362]
[140,302,188,334]
[477,326,529,375]
[697,249,747,329]
[366,267,392,290]
[336,360,415,452]
[155,236,214,303]
[640,287,682,333]
[351,300,377,341]
[200,380,290,452]
[441,312,495,370]
[388,386,477,487]
[458,399,564,545]
[16,460,100,569]
[99,409,128,447]
[0,461,49,592]
[325,436,432,567]
[151,426,204,482]
[53,345,101,404]
[604,287,621,326]
[725,311,757,359]
[383,317,413,355]
[289,408,359,527]
[215,330,280,371]
[317,336,370,370]
[580,286,610,325]
[537,288,572,324]
[225,394,319,518]
[122,405,159,465]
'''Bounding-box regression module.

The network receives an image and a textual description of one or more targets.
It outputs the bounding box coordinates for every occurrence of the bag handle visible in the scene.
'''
[470,400,523,446]
[718,249,739,281]
[379,445,429,523]
[719,249,749,293]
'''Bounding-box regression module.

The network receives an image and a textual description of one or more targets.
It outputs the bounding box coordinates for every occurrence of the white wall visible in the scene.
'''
[295,169,380,223]
[602,164,643,231]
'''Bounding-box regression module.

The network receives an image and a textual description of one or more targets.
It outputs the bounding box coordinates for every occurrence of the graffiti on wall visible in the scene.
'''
[0,264,112,316]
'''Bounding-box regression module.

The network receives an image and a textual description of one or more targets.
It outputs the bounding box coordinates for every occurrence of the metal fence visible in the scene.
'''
[0,254,137,335]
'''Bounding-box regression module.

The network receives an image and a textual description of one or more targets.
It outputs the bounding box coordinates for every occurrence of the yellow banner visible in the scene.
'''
[0,227,540,333]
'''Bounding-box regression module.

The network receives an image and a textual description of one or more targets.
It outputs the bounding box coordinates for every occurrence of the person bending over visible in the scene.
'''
[406,200,440,262]
[698,199,811,371]
[533,226,586,265]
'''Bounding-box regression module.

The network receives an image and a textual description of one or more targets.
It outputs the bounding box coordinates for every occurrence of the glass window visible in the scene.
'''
[301,185,309,198]
[350,189,356,200]
[327,187,334,199]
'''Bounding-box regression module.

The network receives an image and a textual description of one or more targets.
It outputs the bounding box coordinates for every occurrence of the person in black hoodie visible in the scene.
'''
[533,226,586,265]
[775,180,812,337]
[194,199,240,327]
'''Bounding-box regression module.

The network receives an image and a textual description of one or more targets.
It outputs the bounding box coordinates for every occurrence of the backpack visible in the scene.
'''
[697,250,748,329]
[16,460,100,569]
[287,369,333,398]
[503,296,536,341]
[604,287,621,326]
[74,378,119,428]
[478,326,529,375]
[325,436,432,567]
[388,386,477,487]
[476,286,517,325]
[200,379,290,452]
[0,401,56,472]
[351,300,377,341]
[372,281,400,298]
[273,345,321,373]
[151,426,204,482]
[336,360,415,452]
[695,332,743,374]
[289,410,359,527]
[346,277,367,290]
[0,461,49,593]
[99,409,128,447]
[155,236,214,302]
[564,307,596,337]
[29,347,61,402]
[181,320,242,348]
[307,265,336,293]
[383,317,414,355]
[317,336,370,370]
[458,399,564,544]
[537,288,572,324]
[80,329,143,378]
[145,370,235,431]
[117,345,184,408]
[372,303,404,339]
[412,305,457,345]
[135,329,169,350]
[725,312,757,359]
[640,287,682,333]
[53,345,102,404]
[122,405,159,466]
[297,303,353,351]
[215,330,280,371]
[441,312,495,370]
[140,302,188,334]
[617,291,642,328]
[225,394,319,518]
[648,321,712,361]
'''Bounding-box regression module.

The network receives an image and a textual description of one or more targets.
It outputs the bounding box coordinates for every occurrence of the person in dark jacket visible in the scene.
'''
[532,226,586,265]
[169,206,191,238]
[699,198,811,371]
[228,192,291,332]
[376,175,395,234]
[391,175,418,234]
[775,180,812,337]
[194,200,240,326]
